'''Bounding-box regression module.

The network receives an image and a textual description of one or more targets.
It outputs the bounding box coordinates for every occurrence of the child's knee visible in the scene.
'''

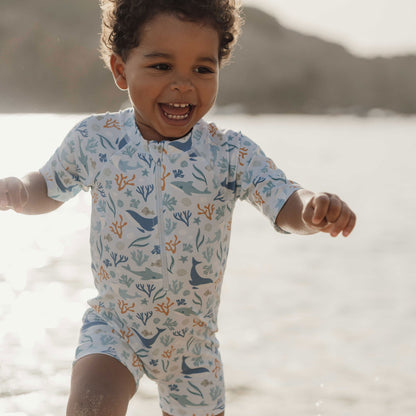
[67,354,135,416]
[67,387,105,416]
[67,384,129,416]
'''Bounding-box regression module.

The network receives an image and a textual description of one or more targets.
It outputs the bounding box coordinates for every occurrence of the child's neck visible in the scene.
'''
[136,122,193,143]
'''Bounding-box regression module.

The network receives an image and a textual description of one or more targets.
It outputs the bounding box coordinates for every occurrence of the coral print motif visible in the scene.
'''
[40,109,301,414]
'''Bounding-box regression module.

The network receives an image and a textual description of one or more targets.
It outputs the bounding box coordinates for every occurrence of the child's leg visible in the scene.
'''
[66,354,136,416]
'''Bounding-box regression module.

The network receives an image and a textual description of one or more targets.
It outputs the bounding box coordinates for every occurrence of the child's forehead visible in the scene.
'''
[139,12,220,41]
[137,13,221,53]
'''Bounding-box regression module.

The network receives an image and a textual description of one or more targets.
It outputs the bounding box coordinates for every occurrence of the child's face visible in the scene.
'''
[111,13,220,142]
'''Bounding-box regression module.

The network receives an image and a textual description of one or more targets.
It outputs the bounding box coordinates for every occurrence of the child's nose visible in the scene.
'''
[170,75,194,93]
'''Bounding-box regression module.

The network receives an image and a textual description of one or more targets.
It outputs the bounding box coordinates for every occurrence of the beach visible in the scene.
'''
[1,113,415,415]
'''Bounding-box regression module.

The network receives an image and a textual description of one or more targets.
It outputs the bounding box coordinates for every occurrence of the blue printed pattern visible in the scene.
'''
[40,109,300,415]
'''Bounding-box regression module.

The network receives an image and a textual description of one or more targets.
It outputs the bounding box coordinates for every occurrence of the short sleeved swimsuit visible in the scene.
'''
[40,109,301,416]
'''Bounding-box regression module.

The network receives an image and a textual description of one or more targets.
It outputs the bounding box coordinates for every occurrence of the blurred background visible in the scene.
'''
[1,1,416,416]
[1,0,416,115]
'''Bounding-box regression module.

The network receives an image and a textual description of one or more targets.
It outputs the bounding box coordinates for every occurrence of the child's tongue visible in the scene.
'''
[160,103,190,116]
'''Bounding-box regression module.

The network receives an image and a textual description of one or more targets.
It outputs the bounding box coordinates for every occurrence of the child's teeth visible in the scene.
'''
[169,103,190,108]
[162,103,192,119]
[163,112,190,120]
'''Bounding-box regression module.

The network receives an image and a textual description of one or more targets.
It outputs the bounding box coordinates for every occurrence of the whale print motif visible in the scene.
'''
[189,258,214,286]
[181,356,210,375]
[126,209,158,232]
[132,327,166,349]
[40,108,301,415]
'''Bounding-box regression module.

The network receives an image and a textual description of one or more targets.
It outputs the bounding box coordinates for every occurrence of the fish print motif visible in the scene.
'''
[40,108,301,414]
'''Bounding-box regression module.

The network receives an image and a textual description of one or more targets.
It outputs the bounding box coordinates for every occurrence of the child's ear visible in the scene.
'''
[110,54,128,90]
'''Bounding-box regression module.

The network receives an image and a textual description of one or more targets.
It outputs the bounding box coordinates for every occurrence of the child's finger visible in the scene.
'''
[311,193,330,224]
[0,195,11,210]
[325,194,342,223]
[12,183,28,212]
[7,188,20,211]
[328,204,356,237]
[329,215,349,237]
[14,183,29,212]
[342,211,357,237]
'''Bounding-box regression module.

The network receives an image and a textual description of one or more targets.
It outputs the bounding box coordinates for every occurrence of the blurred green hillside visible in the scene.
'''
[1,3,416,114]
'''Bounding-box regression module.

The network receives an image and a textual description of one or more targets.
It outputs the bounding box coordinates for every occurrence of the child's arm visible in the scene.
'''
[276,189,356,237]
[0,171,63,214]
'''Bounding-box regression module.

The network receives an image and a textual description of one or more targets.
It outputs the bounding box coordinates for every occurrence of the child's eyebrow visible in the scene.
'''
[143,52,173,60]
[143,52,218,66]
[198,56,219,66]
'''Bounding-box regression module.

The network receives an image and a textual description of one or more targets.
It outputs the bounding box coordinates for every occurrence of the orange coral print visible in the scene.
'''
[192,318,205,328]
[166,235,181,254]
[208,123,218,137]
[212,359,222,378]
[161,165,170,191]
[162,345,176,359]
[253,190,265,205]
[266,158,277,170]
[239,147,248,166]
[92,304,102,314]
[132,354,144,370]
[115,173,136,191]
[110,215,127,238]
[104,118,121,130]
[197,203,215,220]
[98,266,110,282]
[120,328,134,344]
[154,297,174,316]
[118,299,135,314]
[214,271,224,290]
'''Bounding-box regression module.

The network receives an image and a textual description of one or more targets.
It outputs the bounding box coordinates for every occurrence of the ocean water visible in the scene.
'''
[0,113,415,415]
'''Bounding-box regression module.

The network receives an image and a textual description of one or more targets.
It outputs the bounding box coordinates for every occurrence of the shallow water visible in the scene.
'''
[0,113,415,415]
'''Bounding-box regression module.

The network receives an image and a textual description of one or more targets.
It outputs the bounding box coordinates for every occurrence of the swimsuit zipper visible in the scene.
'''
[154,143,169,288]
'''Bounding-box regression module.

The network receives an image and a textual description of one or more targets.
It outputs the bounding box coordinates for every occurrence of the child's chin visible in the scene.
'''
[165,128,193,140]
[158,122,195,139]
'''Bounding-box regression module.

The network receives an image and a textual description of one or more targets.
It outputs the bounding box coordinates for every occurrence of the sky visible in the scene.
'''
[243,0,416,57]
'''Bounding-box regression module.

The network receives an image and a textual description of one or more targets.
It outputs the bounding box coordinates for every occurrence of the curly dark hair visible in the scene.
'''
[99,0,243,69]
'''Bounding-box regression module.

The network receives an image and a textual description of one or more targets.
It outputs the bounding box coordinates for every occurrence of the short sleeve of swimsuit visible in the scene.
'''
[39,116,96,202]
[233,132,302,233]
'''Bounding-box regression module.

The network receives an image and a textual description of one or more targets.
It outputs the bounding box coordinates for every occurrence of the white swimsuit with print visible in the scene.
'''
[40,108,301,416]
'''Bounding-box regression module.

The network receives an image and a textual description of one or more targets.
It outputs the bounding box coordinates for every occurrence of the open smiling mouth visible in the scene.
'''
[159,103,195,121]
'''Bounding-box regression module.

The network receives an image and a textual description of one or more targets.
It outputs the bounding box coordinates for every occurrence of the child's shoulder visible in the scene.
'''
[196,118,245,148]
[74,108,134,135]
[66,108,136,150]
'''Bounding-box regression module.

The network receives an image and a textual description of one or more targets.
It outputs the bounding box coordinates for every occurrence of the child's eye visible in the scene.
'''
[151,63,171,71]
[195,66,215,74]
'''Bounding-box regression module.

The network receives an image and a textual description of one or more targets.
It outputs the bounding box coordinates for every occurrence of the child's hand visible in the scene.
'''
[302,193,356,237]
[0,177,29,212]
